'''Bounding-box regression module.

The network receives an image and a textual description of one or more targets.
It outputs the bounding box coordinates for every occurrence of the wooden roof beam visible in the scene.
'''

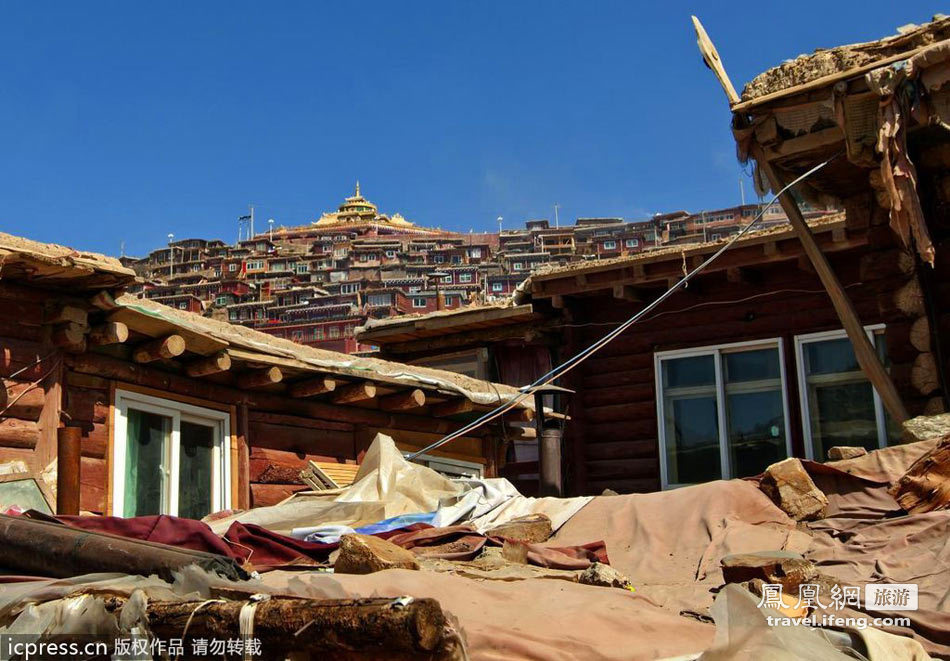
[379,388,426,412]
[88,321,129,347]
[185,351,231,377]
[332,381,377,405]
[288,376,337,398]
[237,366,283,389]
[133,334,185,363]
[430,398,476,418]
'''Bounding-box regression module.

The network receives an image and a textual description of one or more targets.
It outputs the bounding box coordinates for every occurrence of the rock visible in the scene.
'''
[578,562,633,590]
[889,434,950,514]
[759,458,828,521]
[334,533,420,575]
[601,488,619,496]
[485,513,553,543]
[720,551,817,594]
[902,413,950,443]
[827,446,868,461]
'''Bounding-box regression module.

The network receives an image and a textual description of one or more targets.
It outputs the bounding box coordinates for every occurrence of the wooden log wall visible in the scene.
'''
[559,229,931,496]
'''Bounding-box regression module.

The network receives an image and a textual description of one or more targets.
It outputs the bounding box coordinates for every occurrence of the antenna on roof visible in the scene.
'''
[554,203,560,228]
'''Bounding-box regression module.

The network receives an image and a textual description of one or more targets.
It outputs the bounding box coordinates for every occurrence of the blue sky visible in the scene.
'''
[0,2,943,256]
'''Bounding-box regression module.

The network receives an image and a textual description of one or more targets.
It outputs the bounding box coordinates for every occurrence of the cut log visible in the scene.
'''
[46,304,87,326]
[288,376,337,398]
[430,399,476,418]
[185,351,231,377]
[1,379,46,420]
[52,323,86,348]
[379,389,426,412]
[139,596,452,659]
[894,278,926,317]
[911,352,939,396]
[759,458,828,521]
[909,316,932,353]
[332,382,376,404]
[132,335,186,363]
[889,434,950,514]
[87,322,129,346]
[237,367,283,389]
[0,418,40,449]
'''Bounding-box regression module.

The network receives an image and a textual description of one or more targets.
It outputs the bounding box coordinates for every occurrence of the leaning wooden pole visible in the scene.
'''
[691,15,909,425]
[754,150,909,423]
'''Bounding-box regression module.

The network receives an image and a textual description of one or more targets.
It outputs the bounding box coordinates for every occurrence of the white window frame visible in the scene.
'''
[794,325,887,460]
[459,273,473,283]
[603,240,617,250]
[654,338,792,490]
[625,238,639,248]
[112,389,231,518]
[412,297,427,308]
[491,282,504,292]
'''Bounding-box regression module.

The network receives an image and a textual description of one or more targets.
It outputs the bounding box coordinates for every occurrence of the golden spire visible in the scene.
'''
[355,180,361,197]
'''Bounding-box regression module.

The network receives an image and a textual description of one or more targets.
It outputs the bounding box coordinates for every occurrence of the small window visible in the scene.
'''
[292,330,304,340]
[434,255,445,264]
[492,282,503,292]
[512,262,524,271]
[470,248,481,258]
[442,275,452,284]
[178,302,188,310]
[603,240,617,250]
[412,297,427,308]
[314,327,325,340]
[459,273,473,283]
[625,238,639,248]
[385,250,396,258]
[329,326,341,339]
[795,327,894,460]
[656,340,789,488]
[112,390,231,519]
[451,255,462,264]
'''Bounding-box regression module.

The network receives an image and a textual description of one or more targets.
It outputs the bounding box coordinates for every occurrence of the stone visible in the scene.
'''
[720,551,817,594]
[578,562,633,590]
[901,413,950,443]
[484,513,553,543]
[827,446,868,461]
[334,533,420,575]
[759,458,828,521]
[889,434,950,514]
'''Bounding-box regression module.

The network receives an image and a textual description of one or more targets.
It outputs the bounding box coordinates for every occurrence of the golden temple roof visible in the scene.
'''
[313,182,415,228]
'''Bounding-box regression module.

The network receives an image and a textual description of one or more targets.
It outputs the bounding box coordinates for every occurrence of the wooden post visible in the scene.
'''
[56,427,81,515]
[332,382,376,405]
[755,150,909,423]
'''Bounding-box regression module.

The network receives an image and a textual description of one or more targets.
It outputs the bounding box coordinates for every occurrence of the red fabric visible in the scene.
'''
[52,514,608,572]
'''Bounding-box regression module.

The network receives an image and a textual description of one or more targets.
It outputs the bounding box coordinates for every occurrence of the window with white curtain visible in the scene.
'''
[655,339,790,488]
[112,390,231,519]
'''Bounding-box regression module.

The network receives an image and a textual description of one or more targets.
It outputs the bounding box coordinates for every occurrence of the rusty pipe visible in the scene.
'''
[56,426,82,515]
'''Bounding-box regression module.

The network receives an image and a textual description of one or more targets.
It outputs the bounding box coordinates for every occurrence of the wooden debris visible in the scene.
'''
[133,596,458,660]
[827,446,868,460]
[334,533,421,574]
[721,552,817,594]
[300,460,342,491]
[46,304,88,326]
[430,399,476,418]
[133,334,186,363]
[889,434,950,514]
[89,289,118,311]
[0,418,40,449]
[52,322,86,349]
[759,458,828,521]
[485,513,552,543]
[185,351,231,377]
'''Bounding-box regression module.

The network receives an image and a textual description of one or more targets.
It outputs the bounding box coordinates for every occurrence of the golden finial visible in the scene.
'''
[355,180,361,197]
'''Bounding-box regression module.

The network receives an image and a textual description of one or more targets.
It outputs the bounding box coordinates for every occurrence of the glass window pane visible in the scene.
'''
[662,356,720,484]
[179,421,215,520]
[724,348,780,382]
[664,354,715,389]
[124,409,171,517]
[805,338,859,375]
[809,381,879,458]
[726,390,787,477]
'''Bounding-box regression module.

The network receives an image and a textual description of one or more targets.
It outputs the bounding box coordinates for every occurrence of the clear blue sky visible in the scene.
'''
[0,2,943,256]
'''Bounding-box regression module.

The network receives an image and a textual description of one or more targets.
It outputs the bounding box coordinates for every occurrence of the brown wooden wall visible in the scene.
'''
[559,216,946,496]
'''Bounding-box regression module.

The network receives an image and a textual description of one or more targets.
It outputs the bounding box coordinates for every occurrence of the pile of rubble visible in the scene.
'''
[0,418,947,659]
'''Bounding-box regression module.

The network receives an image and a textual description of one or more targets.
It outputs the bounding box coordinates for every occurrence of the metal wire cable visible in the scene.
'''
[406,154,838,460]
